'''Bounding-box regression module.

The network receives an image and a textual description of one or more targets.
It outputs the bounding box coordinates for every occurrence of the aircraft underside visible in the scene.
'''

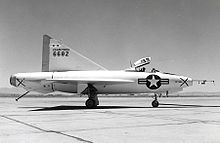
[13,79,184,108]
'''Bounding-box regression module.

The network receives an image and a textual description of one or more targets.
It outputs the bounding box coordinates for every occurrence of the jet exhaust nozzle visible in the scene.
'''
[10,75,17,87]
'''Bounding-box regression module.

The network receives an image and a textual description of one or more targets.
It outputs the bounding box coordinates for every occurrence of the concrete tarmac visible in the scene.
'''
[1,96,220,143]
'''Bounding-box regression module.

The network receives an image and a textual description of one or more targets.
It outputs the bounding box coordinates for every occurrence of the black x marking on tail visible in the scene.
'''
[16,79,25,87]
[180,78,188,87]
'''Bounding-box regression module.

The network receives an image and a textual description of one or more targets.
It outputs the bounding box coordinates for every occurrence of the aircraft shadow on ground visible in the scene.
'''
[26,103,220,111]
[29,105,147,111]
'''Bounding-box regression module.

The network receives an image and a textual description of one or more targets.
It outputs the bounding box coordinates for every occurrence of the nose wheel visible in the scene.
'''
[152,100,159,107]
[151,94,159,107]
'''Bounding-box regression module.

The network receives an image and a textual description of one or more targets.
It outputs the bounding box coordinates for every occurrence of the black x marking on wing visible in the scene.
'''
[16,79,25,87]
[180,78,188,87]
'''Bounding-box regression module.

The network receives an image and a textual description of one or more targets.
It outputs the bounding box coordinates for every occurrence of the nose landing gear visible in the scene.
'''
[152,94,159,107]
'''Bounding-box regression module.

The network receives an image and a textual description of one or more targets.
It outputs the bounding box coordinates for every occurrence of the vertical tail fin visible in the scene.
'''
[42,35,107,72]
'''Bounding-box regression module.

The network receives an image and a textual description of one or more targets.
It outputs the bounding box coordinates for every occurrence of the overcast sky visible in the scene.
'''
[0,0,219,92]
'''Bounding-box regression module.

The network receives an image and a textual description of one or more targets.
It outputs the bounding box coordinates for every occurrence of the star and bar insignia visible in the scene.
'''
[138,74,169,90]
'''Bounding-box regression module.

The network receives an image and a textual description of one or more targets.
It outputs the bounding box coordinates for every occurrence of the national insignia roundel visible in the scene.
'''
[145,75,161,89]
[138,74,169,90]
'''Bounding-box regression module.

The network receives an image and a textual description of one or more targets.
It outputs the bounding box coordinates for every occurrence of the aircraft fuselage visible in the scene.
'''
[10,71,193,94]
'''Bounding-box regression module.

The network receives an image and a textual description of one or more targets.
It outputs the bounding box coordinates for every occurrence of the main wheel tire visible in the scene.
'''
[85,99,96,108]
[152,100,159,107]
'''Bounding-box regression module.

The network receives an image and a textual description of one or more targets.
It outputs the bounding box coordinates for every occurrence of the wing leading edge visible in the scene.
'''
[45,78,134,85]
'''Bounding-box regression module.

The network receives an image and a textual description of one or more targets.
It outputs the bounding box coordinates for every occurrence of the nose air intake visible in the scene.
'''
[10,75,17,87]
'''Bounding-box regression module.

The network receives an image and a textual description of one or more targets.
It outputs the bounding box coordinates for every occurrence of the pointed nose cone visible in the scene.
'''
[10,75,17,87]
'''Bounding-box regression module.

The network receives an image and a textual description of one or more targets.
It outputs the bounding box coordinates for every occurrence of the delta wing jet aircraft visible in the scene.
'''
[10,35,214,108]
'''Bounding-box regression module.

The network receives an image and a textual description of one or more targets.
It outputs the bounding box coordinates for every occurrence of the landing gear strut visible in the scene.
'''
[152,94,159,107]
[82,84,99,109]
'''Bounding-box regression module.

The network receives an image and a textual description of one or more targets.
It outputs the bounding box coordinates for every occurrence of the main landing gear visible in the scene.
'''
[152,94,159,107]
[82,84,99,109]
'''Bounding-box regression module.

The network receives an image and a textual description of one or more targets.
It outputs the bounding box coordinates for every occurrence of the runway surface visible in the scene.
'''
[1,96,220,143]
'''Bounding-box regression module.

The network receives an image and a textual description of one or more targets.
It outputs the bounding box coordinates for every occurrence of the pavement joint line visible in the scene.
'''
[93,110,220,125]
[0,115,93,143]
[67,121,199,132]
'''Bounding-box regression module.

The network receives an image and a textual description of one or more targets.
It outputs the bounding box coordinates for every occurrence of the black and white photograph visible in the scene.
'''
[0,0,220,142]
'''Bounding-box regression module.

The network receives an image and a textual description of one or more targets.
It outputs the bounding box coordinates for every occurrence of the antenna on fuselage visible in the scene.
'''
[130,60,133,67]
